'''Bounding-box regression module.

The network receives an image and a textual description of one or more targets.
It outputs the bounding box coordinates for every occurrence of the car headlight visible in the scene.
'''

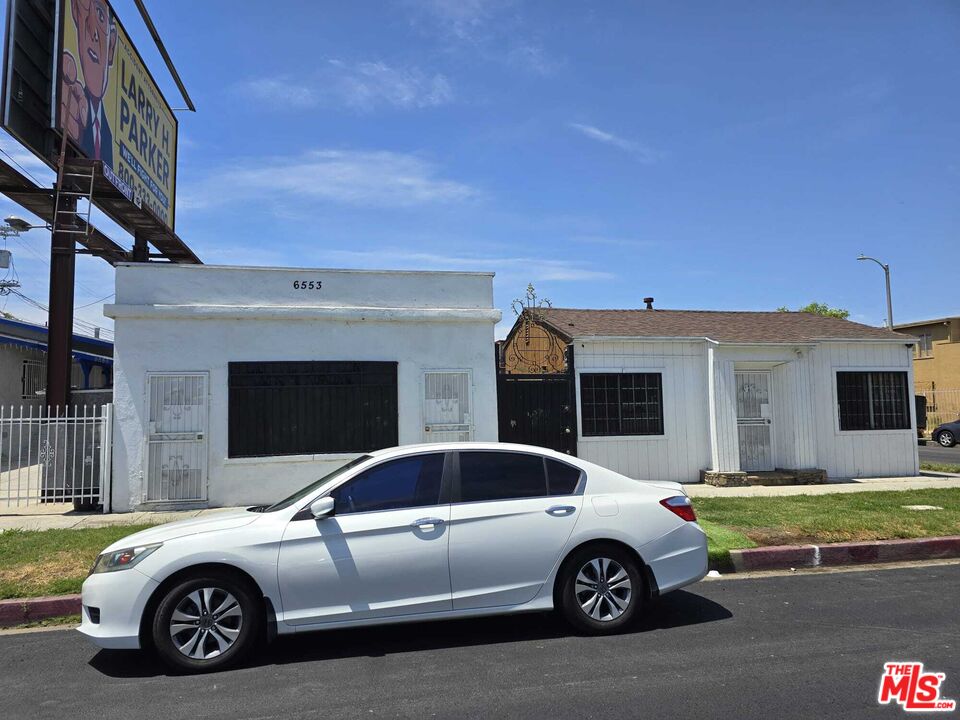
[90,543,162,574]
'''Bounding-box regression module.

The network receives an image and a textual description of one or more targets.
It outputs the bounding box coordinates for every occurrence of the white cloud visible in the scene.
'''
[326,60,453,110]
[235,78,319,109]
[568,123,660,163]
[405,0,558,76]
[575,235,658,249]
[319,247,614,282]
[234,61,454,112]
[406,0,506,41]
[180,149,478,211]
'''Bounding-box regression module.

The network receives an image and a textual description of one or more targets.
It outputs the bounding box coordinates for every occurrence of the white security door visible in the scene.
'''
[735,371,774,472]
[145,373,208,502]
[423,371,473,443]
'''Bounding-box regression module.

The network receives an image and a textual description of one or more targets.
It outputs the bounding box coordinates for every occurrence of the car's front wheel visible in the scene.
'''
[151,572,260,673]
[937,430,956,447]
[558,544,643,634]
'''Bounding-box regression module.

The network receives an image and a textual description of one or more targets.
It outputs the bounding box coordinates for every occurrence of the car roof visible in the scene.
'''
[368,441,580,463]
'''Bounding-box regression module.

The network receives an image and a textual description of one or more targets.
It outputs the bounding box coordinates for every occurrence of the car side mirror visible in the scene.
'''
[310,496,335,519]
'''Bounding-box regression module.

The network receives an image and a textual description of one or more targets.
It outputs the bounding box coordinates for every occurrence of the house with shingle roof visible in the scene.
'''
[501,304,919,483]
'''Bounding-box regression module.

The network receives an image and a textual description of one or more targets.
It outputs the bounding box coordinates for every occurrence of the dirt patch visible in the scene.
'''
[0,552,86,596]
[741,527,894,546]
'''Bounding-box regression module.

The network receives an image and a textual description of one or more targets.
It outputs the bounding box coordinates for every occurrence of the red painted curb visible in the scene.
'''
[729,535,960,573]
[0,594,81,628]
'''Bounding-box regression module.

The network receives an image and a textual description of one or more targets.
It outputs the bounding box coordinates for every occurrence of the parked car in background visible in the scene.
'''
[933,420,960,447]
[78,442,708,672]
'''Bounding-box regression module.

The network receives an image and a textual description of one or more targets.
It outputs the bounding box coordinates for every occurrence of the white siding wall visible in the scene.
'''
[573,339,916,482]
[710,352,739,472]
[812,342,918,478]
[574,340,711,483]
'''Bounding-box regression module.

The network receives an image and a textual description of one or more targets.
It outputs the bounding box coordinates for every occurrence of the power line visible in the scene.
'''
[75,293,115,309]
[0,144,45,186]
[8,289,113,339]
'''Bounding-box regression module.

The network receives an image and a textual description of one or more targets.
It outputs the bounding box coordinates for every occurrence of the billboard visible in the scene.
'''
[57,0,177,229]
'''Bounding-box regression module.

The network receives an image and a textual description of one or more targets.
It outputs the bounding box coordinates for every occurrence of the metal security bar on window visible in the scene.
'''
[228,362,399,458]
[837,371,910,431]
[580,373,664,437]
[0,404,113,511]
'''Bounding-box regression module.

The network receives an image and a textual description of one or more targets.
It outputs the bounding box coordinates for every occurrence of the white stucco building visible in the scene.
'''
[104,264,500,511]
[527,308,920,483]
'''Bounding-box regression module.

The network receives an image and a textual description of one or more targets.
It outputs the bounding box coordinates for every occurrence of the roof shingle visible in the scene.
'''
[535,308,913,344]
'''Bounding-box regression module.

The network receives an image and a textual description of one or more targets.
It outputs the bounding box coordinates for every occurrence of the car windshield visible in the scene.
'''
[260,455,373,512]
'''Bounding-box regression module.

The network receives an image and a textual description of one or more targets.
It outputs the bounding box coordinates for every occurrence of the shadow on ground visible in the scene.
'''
[89,589,731,678]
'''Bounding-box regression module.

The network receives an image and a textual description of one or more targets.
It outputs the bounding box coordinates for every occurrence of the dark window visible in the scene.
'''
[331,454,444,514]
[580,373,664,437]
[837,371,911,431]
[228,361,398,458]
[546,459,582,495]
[459,451,547,502]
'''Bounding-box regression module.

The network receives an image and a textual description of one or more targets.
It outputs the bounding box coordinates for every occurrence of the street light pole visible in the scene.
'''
[857,254,893,328]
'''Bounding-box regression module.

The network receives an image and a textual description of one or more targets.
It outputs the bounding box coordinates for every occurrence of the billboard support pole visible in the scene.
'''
[132,232,148,262]
[46,191,76,413]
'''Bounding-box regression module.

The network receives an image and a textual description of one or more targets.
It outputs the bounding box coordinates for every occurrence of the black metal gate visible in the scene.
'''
[497,372,577,455]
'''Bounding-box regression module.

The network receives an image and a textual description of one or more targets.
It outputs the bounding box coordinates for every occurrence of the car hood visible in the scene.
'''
[101,510,260,552]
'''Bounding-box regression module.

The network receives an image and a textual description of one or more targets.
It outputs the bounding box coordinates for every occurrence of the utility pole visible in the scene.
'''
[46,193,76,412]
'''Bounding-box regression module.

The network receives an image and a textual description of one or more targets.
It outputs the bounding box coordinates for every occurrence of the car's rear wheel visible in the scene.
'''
[558,544,643,634]
[937,430,956,447]
[151,572,260,673]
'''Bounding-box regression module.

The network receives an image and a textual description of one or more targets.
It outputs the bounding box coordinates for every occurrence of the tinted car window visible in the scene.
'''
[331,454,444,514]
[459,452,547,502]
[546,459,582,495]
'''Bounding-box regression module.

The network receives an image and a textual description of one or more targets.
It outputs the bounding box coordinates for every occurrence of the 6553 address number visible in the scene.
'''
[293,280,323,290]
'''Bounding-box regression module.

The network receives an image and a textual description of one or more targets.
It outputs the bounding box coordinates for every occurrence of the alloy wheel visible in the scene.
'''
[939,432,955,447]
[169,587,243,660]
[574,557,633,622]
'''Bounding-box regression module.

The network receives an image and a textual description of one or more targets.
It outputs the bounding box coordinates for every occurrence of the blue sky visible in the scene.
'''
[2,0,959,339]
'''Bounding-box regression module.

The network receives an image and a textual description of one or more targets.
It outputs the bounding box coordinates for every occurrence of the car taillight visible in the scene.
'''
[659,495,697,522]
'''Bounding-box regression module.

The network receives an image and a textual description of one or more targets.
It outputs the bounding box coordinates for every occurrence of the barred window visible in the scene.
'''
[836,371,910,431]
[228,361,398,458]
[580,373,664,437]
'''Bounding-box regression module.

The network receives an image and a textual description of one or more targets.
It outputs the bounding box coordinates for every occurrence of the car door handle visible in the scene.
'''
[546,505,576,516]
[411,517,445,529]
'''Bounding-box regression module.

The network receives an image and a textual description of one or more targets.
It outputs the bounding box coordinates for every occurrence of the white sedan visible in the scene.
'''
[79,443,708,672]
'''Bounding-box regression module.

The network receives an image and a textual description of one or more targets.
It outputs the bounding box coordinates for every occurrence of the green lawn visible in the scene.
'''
[696,488,960,570]
[2,488,960,599]
[921,462,960,474]
[0,524,155,599]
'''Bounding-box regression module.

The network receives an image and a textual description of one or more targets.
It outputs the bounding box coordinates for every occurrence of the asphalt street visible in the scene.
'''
[2,563,959,720]
[920,442,960,465]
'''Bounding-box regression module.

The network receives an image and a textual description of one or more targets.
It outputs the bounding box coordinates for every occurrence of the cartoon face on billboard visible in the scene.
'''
[57,0,178,229]
[61,0,117,166]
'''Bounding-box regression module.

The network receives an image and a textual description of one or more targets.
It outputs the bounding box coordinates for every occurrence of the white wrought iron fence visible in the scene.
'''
[0,404,112,511]
[919,389,960,430]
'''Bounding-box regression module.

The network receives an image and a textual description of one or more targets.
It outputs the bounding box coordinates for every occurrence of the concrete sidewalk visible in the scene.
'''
[2,473,959,532]
[0,506,245,532]
[686,471,960,498]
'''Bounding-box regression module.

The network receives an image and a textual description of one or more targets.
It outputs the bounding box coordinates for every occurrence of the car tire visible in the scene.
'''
[937,430,956,447]
[151,571,261,673]
[558,543,643,635]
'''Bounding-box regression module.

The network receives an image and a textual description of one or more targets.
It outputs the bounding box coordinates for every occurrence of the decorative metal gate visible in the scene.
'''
[0,404,113,511]
[422,371,474,443]
[145,373,208,503]
[497,373,577,455]
[736,371,774,472]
